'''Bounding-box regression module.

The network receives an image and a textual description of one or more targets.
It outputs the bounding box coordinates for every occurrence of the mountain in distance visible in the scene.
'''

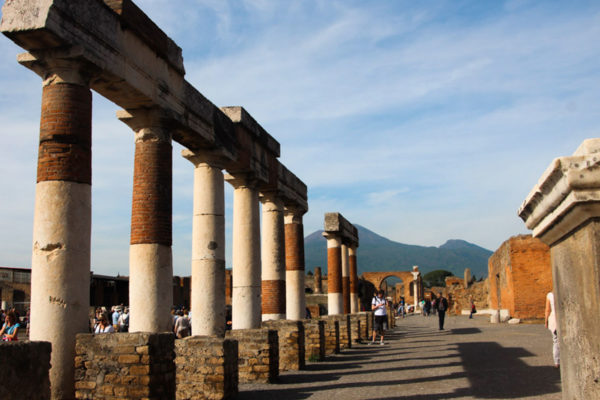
[304,225,492,279]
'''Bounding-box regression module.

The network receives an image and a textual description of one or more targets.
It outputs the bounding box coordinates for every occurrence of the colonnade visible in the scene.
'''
[323,212,360,315]
[1,2,307,397]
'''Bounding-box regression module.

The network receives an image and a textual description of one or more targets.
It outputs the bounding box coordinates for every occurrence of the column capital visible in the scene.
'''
[117,108,172,143]
[322,231,341,247]
[519,138,600,245]
[224,172,260,190]
[284,204,307,224]
[181,148,228,170]
[17,47,99,87]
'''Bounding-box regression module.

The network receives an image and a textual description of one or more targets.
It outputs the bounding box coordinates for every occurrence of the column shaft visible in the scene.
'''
[183,151,226,336]
[325,233,343,315]
[341,244,350,314]
[127,112,173,333]
[349,246,359,313]
[261,194,286,321]
[314,267,323,294]
[285,209,306,320]
[31,77,92,400]
[230,178,261,329]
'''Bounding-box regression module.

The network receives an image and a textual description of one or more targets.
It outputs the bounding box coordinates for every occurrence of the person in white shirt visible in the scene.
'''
[545,291,560,368]
[370,290,388,345]
[95,313,115,334]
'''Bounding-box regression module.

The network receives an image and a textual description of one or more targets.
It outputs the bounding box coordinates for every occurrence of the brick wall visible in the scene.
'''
[225,269,232,306]
[302,319,325,362]
[175,336,238,400]
[38,83,91,184]
[0,341,51,399]
[331,315,351,349]
[327,247,342,294]
[285,222,305,271]
[261,280,286,315]
[75,332,175,399]
[262,320,305,371]
[349,314,362,343]
[488,235,551,320]
[225,329,279,383]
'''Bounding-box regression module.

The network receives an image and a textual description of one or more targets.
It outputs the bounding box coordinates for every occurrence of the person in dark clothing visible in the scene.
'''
[437,292,449,330]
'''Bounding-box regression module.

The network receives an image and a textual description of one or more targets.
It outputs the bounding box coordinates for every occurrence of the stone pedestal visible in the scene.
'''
[75,332,175,399]
[320,316,340,355]
[226,329,279,383]
[519,139,600,400]
[0,341,51,400]
[262,320,305,371]
[302,319,325,362]
[175,336,238,400]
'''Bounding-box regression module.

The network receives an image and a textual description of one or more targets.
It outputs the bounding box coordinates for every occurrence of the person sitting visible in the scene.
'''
[0,311,20,341]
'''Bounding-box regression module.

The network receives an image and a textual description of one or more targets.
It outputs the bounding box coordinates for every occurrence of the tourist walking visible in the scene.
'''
[437,292,448,330]
[397,297,406,318]
[94,313,114,334]
[174,310,191,338]
[545,291,560,368]
[370,290,387,345]
[118,307,129,332]
[469,299,476,319]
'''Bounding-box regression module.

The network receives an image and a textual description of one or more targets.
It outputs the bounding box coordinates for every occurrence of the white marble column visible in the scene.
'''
[261,193,286,321]
[324,232,343,315]
[227,175,262,329]
[183,150,226,336]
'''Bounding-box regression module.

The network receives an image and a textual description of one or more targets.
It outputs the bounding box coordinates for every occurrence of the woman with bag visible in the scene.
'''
[0,311,20,341]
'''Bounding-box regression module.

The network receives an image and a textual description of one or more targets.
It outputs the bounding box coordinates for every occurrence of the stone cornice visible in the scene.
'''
[518,138,600,245]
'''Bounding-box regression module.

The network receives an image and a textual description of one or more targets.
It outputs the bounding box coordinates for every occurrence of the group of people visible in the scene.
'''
[0,308,22,341]
[92,305,129,334]
[369,290,450,345]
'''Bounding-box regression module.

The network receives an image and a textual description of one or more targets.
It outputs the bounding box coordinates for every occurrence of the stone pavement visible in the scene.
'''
[238,314,562,399]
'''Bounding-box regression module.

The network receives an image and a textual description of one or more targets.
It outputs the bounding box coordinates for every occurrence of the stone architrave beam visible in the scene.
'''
[518,138,600,400]
[1,0,237,158]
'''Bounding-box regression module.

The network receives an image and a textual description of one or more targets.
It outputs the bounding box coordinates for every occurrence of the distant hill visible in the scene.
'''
[304,225,492,279]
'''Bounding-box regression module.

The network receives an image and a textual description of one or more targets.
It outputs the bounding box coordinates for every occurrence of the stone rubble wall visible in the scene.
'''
[262,320,305,371]
[349,314,362,343]
[74,332,175,399]
[302,319,325,362]
[175,336,238,400]
[320,316,340,355]
[226,329,279,383]
[0,341,51,400]
[358,312,369,339]
[331,315,351,349]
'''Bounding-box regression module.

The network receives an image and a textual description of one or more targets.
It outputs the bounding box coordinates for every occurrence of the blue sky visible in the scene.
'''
[1,0,599,276]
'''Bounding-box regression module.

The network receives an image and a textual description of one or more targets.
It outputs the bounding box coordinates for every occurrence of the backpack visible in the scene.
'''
[438,297,447,311]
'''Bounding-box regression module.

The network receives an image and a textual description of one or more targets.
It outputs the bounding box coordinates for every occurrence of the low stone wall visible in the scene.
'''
[0,341,51,400]
[358,312,369,339]
[349,314,362,343]
[332,315,351,349]
[387,308,395,329]
[302,319,325,362]
[75,332,175,399]
[321,316,340,355]
[175,336,238,400]
[226,329,278,383]
[262,320,305,371]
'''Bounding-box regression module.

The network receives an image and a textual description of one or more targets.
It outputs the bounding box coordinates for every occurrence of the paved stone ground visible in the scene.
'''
[238,314,562,399]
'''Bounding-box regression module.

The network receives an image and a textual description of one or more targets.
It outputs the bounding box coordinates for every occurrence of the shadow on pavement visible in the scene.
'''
[450,328,481,335]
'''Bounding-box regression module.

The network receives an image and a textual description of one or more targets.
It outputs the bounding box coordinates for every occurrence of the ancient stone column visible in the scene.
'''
[341,243,350,314]
[518,139,600,399]
[227,175,261,329]
[119,109,173,333]
[182,150,227,336]
[29,59,92,400]
[285,206,307,321]
[314,267,323,294]
[349,245,359,313]
[324,232,343,315]
[261,193,286,321]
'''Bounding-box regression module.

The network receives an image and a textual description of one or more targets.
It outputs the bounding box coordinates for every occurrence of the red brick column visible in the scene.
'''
[285,206,307,320]
[341,243,350,314]
[349,245,359,313]
[324,232,343,315]
[261,192,286,320]
[119,109,173,333]
[30,63,92,400]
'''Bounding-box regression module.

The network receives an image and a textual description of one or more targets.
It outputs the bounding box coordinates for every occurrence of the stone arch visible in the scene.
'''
[362,269,423,306]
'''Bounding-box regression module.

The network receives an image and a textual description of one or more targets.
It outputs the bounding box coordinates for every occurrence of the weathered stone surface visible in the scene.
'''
[226,329,278,383]
[175,336,238,400]
[0,341,51,400]
[302,319,325,362]
[320,316,340,355]
[74,332,175,399]
[262,320,305,371]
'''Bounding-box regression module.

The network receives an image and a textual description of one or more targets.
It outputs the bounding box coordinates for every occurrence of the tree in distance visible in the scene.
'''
[423,270,454,288]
